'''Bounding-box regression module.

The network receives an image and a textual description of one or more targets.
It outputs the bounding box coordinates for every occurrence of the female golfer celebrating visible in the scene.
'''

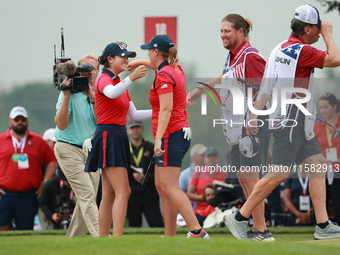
[85,41,149,237]
[128,35,209,238]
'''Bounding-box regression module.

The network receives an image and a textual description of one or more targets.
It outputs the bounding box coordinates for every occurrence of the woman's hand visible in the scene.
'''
[154,138,165,157]
[129,65,147,82]
[127,59,153,71]
[183,127,192,140]
[83,138,92,153]
[187,88,203,106]
[127,60,141,71]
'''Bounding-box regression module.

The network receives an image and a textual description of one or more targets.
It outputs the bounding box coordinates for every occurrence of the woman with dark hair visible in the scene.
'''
[314,92,340,225]
[84,41,150,237]
[128,35,209,238]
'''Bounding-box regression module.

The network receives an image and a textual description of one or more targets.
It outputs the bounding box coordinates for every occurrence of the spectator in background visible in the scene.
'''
[284,164,315,226]
[179,143,207,208]
[0,106,57,230]
[38,127,59,229]
[176,144,207,227]
[188,147,227,226]
[39,170,74,229]
[54,53,100,237]
[203,184,216,206]
[43,128,57,150]
[126,120,163,227]
[178,184,217,229]
[42,128,59,177]
[314,93,340,225]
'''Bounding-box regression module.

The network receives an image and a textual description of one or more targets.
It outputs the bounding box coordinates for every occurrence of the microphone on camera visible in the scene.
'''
[56,61,77,76]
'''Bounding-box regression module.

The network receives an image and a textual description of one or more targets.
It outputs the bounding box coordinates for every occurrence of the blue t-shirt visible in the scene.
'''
[55,92,96,145]
[179,165,196,208]
[179,167,191,193]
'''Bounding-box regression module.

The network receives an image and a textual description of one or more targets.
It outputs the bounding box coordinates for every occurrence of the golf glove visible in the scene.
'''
[183,127,192,141]
[83,138,92,153]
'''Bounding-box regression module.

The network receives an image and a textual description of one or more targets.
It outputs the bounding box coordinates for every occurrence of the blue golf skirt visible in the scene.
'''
[85,124,130,172]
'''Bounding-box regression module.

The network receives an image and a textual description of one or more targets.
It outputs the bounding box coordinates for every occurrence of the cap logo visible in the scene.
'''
[121,53,125,56]
[153,43,158,47]
[118,44,127,50]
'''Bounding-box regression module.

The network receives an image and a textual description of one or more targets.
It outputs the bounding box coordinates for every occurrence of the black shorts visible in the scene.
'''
[155,129,190,167]
[271,106,321,166]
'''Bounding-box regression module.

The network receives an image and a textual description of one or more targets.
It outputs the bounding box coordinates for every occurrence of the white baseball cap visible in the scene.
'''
[9,106,28,119]
[294,4,321,27]
[43,128,56,142]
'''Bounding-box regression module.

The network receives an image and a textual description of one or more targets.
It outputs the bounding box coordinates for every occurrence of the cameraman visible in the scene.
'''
[54,53,100,237]
[39,170,74,229]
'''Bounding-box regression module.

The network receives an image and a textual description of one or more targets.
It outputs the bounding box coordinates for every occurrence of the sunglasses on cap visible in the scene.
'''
[320,92,331,98]
[13,116,27,122]
[107,41,127,57]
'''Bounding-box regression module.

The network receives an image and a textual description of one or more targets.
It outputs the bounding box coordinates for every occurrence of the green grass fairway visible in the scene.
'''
[1,227,339,255]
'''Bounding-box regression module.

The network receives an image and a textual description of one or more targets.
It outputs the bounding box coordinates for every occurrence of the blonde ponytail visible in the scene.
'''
[161,47,179,69]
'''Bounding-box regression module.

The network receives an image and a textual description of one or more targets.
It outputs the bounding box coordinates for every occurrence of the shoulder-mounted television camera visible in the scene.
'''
[53,28,92,93]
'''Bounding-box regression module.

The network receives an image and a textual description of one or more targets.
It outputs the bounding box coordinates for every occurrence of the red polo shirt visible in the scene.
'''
[95,69,132,125]
[282,36,326,79]
[228,40,266,98]
[149,61,189,138]
[282,36,326,99]
[229,41,266,83]
[0,129,57,192]
[189,169,226,216]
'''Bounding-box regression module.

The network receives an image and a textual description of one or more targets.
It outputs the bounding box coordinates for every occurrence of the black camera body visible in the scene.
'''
[55,189,74,230]
[53,28,93,93]
[56,201,73,230]
[53,57,93,93]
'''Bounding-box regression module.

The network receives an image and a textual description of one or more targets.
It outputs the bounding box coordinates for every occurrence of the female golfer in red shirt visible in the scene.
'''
[128,35,209,238]
[85,41,150,236]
